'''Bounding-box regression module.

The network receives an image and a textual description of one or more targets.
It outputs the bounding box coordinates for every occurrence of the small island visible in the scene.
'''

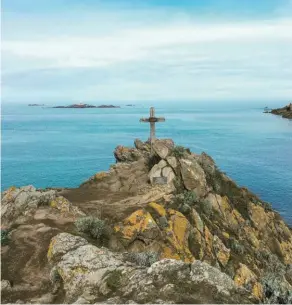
[266,103,292,119]
[28,103,45,106]
[53,103,120,109]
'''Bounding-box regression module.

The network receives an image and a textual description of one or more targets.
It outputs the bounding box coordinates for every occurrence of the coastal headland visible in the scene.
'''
[1,139,292,304]
[266,103,292,119]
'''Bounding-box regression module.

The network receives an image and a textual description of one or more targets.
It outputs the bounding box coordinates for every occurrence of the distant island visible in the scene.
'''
[265,103,292,119]
[28,104,45,106]
[53,103,120,109]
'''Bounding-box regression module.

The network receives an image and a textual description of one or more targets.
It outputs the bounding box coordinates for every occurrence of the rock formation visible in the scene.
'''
[267,103,292,119]
[1,139,292,304]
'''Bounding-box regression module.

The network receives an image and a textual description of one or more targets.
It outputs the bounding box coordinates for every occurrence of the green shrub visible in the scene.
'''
[1,229,10,246]
[199,199,213,217]
[229,238,245,255]
[171,190,198,215]
[171,146,188,159]
[106,269,123,291]
[124,251,159,267]
[75,216,107,240]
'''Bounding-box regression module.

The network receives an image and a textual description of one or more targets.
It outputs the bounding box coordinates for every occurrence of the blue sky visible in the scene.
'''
[2,0,292,103]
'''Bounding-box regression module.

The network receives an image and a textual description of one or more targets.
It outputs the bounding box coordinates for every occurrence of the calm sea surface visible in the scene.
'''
[2,101,292,225]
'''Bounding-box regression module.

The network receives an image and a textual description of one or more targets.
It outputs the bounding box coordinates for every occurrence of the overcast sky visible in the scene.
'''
[2,0,292,103]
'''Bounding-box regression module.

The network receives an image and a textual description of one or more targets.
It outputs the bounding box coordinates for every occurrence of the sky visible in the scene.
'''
[2,0,292,103]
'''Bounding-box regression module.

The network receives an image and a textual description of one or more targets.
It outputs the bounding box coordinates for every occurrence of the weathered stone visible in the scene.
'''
[179,158,208,197]
[166,156,178,173]
[163,209,194,262]
[47,233,255,304]
[161,166,175,184]
[149,160,168,184]
[114,145,143,163]
[1,186,57,226]
[203,226,215,263]
[114,209,160,245]
[47,232,88,263]
[213,235,230,267]
[190,208,204,233]
[234,263,263,301]
[49,196,85,217]
[188,228,204,260]
[152,139,174,159]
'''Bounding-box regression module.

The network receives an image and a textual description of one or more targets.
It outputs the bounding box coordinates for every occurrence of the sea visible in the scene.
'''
[1,101,292,225]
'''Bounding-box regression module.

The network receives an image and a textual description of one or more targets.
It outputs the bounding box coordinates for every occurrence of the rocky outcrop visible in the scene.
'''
[268,103,292,119]
[2,138,292,304]
[47,232,256,304]
[1,186,84,227]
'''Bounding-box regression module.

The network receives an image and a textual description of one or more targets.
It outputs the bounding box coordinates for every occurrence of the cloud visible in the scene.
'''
[3,19,292,71]
[2,2,292,102]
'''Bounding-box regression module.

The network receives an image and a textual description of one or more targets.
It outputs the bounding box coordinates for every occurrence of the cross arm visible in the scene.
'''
[140,117,165,123]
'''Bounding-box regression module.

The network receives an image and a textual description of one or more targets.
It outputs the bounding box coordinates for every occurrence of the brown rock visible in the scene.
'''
[179,158,208,197]
[152,139,174,159]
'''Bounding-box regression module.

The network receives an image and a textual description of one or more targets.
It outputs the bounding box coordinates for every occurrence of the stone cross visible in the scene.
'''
[140,107,165,151]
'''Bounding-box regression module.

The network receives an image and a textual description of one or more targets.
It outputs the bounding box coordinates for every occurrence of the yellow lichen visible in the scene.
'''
[70,266,89,276]
[114,209,156,240]
[234,263,257,287]
[222,232,230,239]
[94,172,108,180]
[165,209,194,262]
[148,202,166,216]
[47,239,56,261]
[50,200,57,208]
[252,282,264,300]
[204,226,214,261]
[280,241,292,264]
[160,246,181,260]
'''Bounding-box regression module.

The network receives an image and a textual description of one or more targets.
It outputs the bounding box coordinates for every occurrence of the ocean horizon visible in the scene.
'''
[2,100,292,225]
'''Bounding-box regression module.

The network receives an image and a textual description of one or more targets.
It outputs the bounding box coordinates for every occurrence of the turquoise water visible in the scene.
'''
[2,102,292,225]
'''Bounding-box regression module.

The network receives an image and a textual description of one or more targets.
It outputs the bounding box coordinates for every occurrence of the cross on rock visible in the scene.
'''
[140,107,165,152]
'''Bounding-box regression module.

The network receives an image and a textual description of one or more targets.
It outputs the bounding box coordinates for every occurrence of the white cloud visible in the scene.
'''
[2,19,292,70]
[2,7,292,102]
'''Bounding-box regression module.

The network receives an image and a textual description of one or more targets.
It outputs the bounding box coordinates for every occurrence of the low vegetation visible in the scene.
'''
[171,145,189,159]
[75,216,107,241]
[171,190,198,214]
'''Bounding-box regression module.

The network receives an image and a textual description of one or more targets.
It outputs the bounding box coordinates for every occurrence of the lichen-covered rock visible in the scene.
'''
[213,235,230,267]
[114,145,143,163]
[234,263,264,301]
[48,233,256,304]
[114,209,160,245]
[1,185,57,226]
[49,196,85,217]
[163,209,194,262]
[190,208,204,233]
[47,232,88,263]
